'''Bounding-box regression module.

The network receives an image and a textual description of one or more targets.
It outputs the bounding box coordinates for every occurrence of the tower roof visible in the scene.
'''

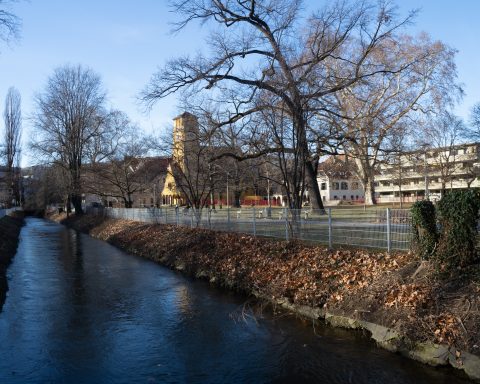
[173,111,197,121]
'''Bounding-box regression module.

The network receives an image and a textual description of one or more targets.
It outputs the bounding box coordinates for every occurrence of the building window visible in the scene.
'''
[332,182,339,190]
[343,195,346,200]
[321,182,326,190]
[341,182,348,190]
[334,195,338,200]
[351,195,354,200]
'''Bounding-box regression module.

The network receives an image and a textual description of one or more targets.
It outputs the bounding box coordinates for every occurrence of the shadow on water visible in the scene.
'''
[0,274,7,312]
[0,217,473,384]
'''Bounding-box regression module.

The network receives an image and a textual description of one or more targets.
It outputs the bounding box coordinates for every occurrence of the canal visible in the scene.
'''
[0,218,471,383]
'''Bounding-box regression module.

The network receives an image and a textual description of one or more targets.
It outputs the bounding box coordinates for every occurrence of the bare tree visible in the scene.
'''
[22,164,69,211]
[142,0,418,209]
[31,64,106,214]
[170,116,225,224]
[2,86,21,207]
[0,0,20,45]
[331,34,460,204]
[422,111,464,197]
[383,131,413,207]
[84,109,129,165]
[460,147,480,189]
[254,105,308,209]
[466,103,480,142]
[85,121,156,208]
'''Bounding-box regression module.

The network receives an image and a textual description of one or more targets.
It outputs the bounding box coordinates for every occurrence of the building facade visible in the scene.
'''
[376,143,480,203]
[161,112,199,206]
[316,156,365,204]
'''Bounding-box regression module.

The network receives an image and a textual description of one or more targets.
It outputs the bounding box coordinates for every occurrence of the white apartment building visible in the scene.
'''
[376,142,480,203]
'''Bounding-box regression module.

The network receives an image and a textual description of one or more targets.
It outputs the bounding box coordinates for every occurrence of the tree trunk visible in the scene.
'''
[66,195,72,214]
[125,196,133,208]
[71,193,83,214]
[363,179,377,205]
[305,161,324,211]
[6,170,13,208]
[234,190,241,208]
[355,157,377,205]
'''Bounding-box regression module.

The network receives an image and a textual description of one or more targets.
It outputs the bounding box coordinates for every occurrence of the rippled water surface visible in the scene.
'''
[0,218,471,383]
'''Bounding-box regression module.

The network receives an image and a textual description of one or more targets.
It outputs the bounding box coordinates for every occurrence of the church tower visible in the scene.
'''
[172,112,199,168]
[161,112,199,205]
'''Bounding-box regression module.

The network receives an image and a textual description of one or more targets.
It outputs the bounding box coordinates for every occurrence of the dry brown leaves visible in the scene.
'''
[384,283,432,310]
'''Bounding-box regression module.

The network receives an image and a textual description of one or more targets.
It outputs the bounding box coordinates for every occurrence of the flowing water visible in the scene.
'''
[0,218,471,383]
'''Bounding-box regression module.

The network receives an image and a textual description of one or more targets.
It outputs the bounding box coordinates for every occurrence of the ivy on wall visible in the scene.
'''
[436,189,480,269]
[411,200,438,260]
[411,190,480,274]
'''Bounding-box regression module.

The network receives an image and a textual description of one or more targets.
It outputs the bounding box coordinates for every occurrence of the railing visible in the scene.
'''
[87,206,412,252]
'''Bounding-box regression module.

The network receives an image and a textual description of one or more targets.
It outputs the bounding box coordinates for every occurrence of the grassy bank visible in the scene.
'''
[54,213,480,380]
[0,213,24,310]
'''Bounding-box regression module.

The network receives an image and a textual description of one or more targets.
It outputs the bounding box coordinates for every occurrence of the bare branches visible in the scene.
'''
[84,132,156,208]
[0,0,20,44]
[143,0,458,209]
[3,86,21,169]
[31,64,107,214]
[464,103,480,145]
[2,86,21,207]
[328,32,461,204]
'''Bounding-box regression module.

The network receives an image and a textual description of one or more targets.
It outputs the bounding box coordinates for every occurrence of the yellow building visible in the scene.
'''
[161,112,199,205]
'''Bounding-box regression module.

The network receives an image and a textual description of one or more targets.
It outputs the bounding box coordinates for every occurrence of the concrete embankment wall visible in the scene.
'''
[57,214,480,382]
[0,214,24,310]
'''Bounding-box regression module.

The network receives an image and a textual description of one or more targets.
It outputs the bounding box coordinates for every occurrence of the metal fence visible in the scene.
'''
[87,206,412,252]
[0,207,21,219]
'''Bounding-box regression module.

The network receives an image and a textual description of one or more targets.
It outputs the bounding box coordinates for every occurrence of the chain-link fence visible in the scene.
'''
[87,206,412,252]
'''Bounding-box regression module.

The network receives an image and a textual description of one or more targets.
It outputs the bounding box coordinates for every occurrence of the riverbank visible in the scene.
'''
[0,213,24,310]
[53,213,480,381]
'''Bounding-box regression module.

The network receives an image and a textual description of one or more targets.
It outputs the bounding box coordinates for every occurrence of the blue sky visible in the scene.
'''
[0,1,479,166]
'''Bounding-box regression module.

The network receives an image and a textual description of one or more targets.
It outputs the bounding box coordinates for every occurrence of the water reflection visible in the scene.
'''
[0,218,471,383]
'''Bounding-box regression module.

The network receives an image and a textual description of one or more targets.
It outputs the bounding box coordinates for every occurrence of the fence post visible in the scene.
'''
[227,207,231,231]
[284,207,289,241]
[253,207,256,236]
[176,208,179,226]
[328,208,332,249]
[386,208,391,253]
